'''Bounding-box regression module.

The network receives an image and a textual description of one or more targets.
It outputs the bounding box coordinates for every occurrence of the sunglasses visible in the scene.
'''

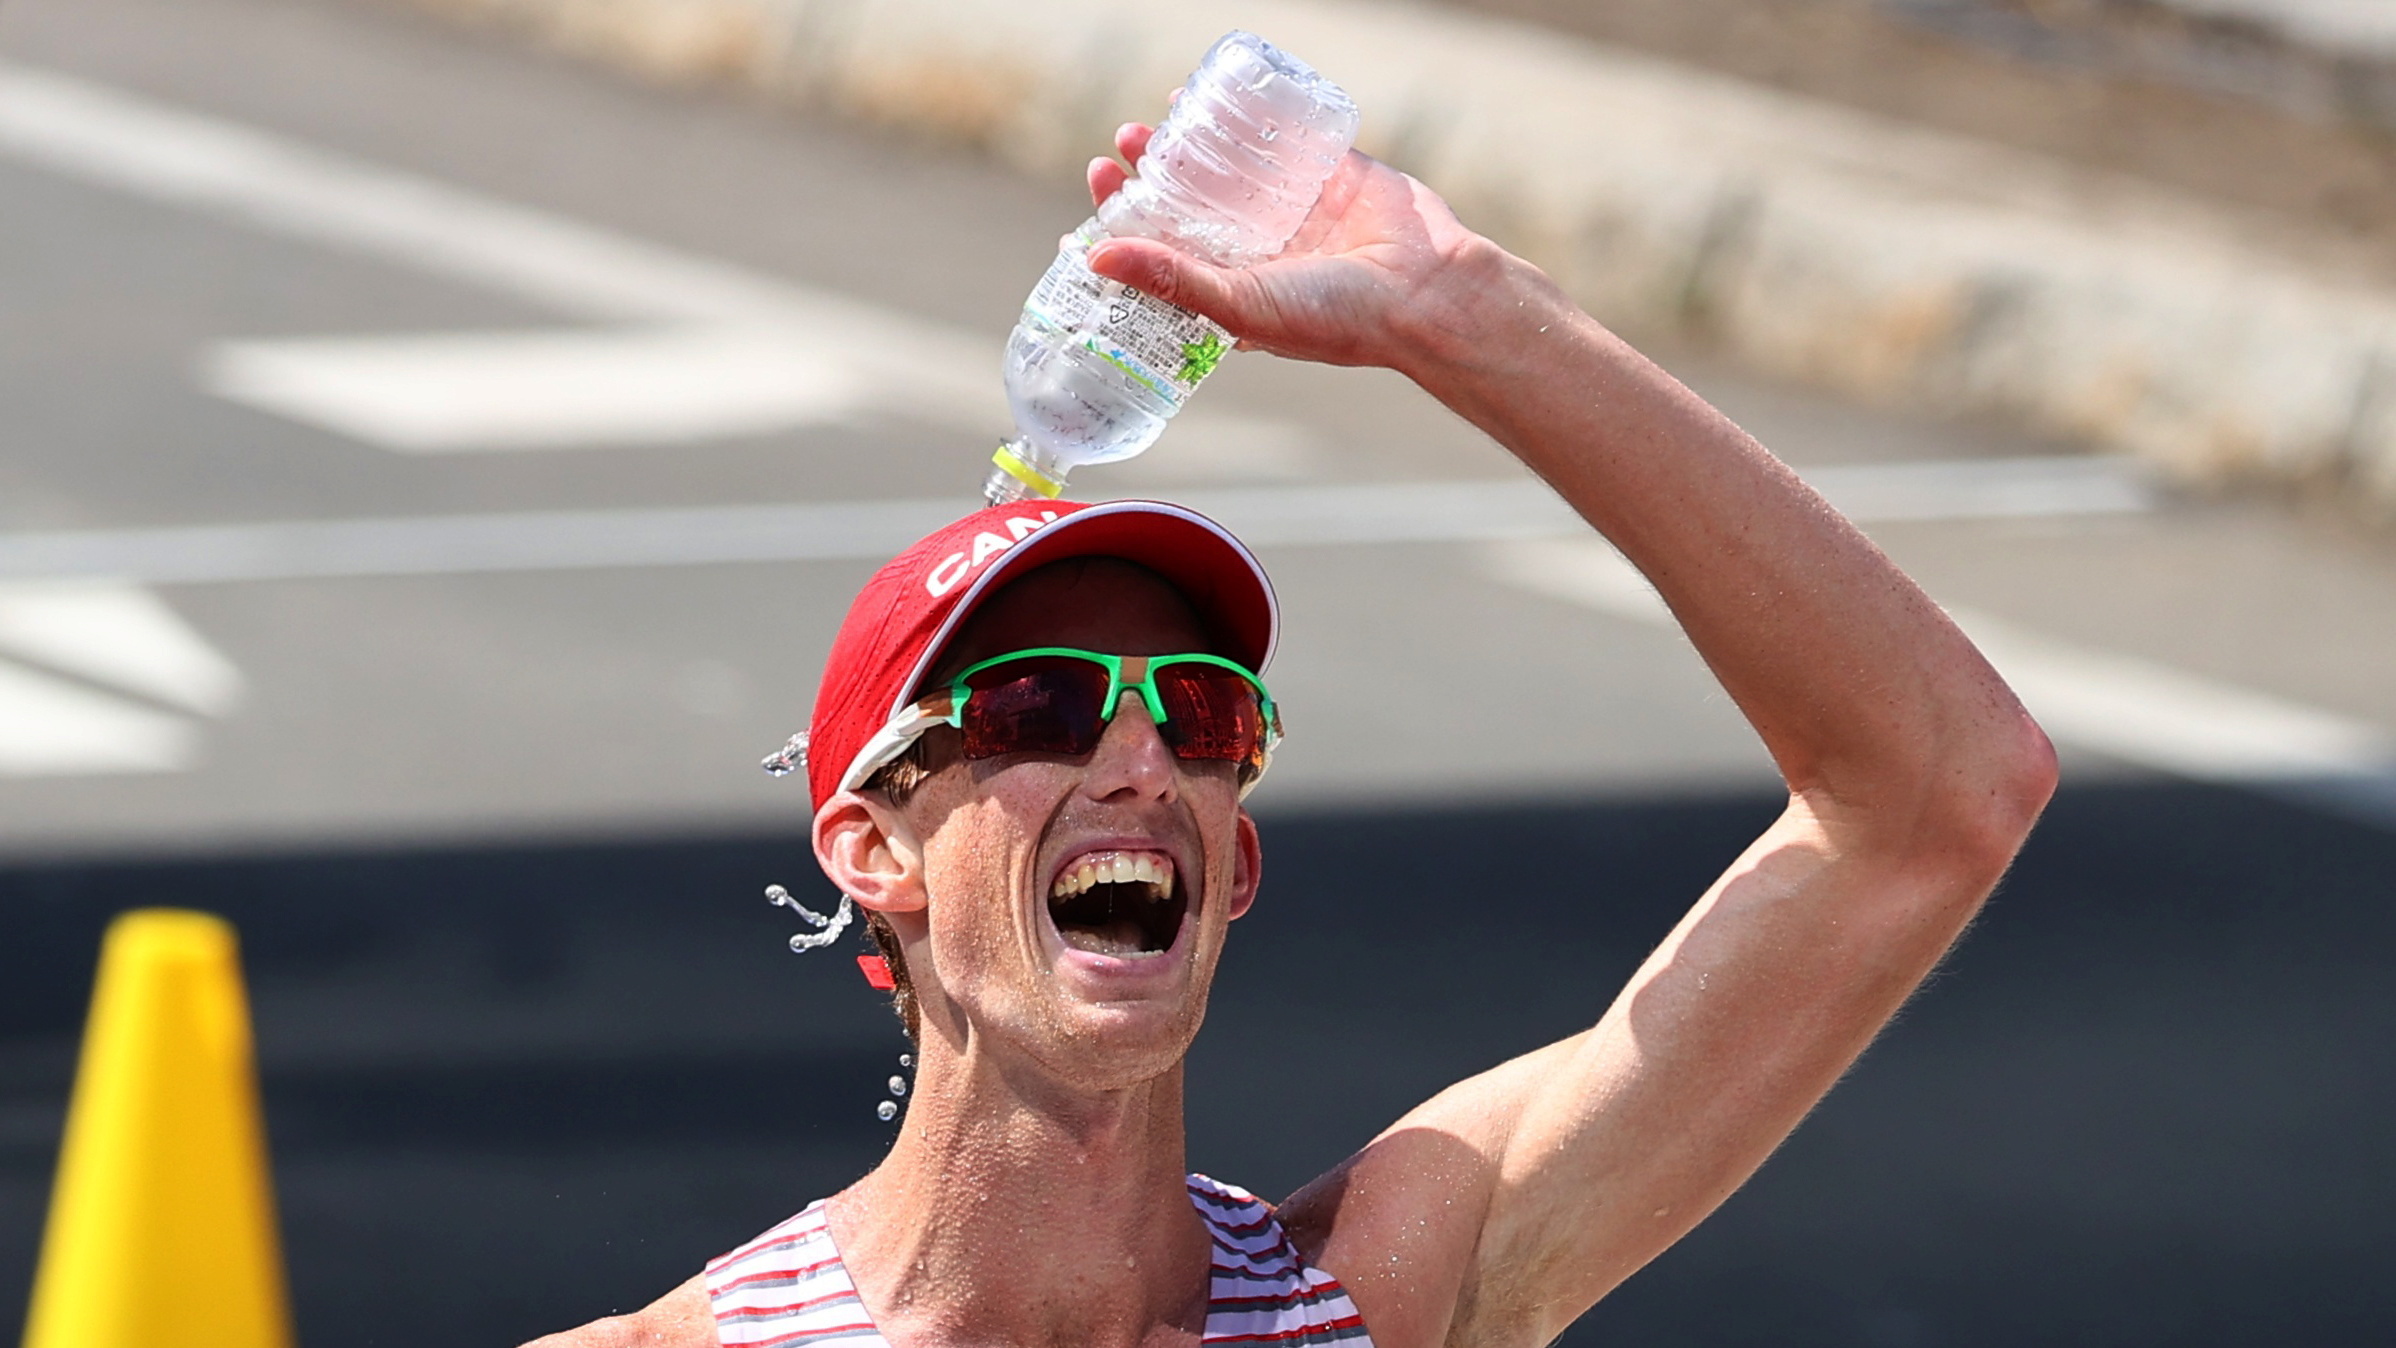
[839,646,1282,795]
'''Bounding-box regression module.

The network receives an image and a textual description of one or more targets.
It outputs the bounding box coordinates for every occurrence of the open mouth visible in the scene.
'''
[1048,850,1186,959]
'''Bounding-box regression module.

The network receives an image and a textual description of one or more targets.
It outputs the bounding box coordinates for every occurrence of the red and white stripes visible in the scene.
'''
[704,1174,1375,1348]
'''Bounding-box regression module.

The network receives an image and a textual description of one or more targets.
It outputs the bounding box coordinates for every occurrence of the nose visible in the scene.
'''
[1081,688,1178,803]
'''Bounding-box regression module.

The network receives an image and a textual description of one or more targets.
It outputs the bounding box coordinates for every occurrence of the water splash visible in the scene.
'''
[881,1052,913,1122]
[767,884,854,952]
[760,730,808,777]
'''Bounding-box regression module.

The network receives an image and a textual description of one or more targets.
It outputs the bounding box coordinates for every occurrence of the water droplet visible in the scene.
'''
[898,1053,913,1068]
[877,1100,898,1121]
[769,886,855,951]
[888,1075,909,1097]
[1259,125,1278,141]
[760,730,809,776]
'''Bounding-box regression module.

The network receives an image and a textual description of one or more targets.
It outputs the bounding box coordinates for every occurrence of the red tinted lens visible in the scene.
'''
[957,658,1111,759]
[1154,665,1267,768]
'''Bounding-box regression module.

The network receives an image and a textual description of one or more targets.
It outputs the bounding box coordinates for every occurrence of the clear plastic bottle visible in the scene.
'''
[984,31,1360,505]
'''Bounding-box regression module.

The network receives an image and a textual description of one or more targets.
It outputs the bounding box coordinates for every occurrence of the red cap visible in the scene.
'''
[802,499,1277,811]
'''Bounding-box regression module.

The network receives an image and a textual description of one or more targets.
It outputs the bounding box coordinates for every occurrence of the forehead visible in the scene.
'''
[938,558,1211,677]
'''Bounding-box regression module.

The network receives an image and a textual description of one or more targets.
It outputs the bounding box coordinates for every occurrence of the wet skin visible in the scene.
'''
[532,114,2056,1348]
[858,556,1264,1092]
[775,557,1259,1348]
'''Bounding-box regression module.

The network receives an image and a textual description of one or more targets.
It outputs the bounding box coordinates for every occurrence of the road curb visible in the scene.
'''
[401,0,2396,509]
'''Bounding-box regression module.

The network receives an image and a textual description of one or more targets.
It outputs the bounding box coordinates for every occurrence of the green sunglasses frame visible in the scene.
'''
[945,647,1278,734]
[836,646,1282,796]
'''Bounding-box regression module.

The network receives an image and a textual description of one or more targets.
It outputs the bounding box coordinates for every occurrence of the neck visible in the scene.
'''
[829,1030,1212,1348]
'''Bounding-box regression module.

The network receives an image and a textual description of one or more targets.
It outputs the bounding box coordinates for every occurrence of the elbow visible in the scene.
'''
[1991,708,2061,836]
[1796,700,2059,888]
[1929,708,2059,881]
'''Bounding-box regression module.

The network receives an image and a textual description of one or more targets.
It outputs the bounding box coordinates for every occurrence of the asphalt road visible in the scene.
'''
[4,788,2392,1347]
[1,0,2393,1343]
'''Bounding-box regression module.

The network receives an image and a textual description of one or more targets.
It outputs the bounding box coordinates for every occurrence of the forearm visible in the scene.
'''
[1396,242,2050,832]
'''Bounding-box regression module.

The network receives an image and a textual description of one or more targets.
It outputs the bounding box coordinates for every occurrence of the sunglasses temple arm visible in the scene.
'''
[836,697,957,795]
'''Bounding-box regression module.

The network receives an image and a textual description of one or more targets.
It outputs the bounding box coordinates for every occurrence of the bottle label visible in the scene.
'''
[1023,238,1233,407]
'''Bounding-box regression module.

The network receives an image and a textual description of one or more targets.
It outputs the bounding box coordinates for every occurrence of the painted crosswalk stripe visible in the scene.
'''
[0,580,244,715]
[0,582,245,777]
[0,63,2170,499]
[0,657,196,777]
[0,62,969,336]
[0,64,1359,458]
[0,61,1007,446]
[201,328,901,452]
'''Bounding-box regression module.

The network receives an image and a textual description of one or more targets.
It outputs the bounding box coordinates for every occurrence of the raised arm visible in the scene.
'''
[1090,133,2058,1348]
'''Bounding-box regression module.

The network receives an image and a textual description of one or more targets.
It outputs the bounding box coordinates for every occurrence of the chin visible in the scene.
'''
[1033,995,1209,1090]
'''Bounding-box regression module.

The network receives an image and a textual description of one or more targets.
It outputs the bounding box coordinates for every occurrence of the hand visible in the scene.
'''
[1083,120,1498,371]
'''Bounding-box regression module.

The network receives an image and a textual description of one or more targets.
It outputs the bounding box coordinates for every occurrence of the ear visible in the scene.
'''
[813,790,928,914]
[1225,807,1263,922]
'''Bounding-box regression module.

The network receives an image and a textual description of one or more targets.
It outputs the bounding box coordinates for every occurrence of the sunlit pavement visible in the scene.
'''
[5,0,2396,847]
[1,0,2392,1343]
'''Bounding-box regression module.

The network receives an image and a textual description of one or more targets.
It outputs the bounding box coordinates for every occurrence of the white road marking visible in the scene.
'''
[0,63,971,337]
[0,60,2178,492]
[0,61,1005,442]
[1804,455,2159,522]
[14,62,2330,804]
[1480,537,2396,821]
[0,492,2370,810]
[0,582,243,776]
[204,329,888,452]
[0,63,1344,457]
[0,499,960,585]
[199,326,1341,458]
[0,658,197,776]
[1195,459,2152,544]
[0,64,2175,497]
[1480,536,1673,625]
[0,580,243,714]
[0,463,2144,587]
[1953,610,2396,782]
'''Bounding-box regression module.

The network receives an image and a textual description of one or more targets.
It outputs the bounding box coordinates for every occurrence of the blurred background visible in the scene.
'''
[2,0,2392,1342]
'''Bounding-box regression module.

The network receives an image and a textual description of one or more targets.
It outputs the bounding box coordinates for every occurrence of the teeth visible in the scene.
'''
[1050,850,1176,899]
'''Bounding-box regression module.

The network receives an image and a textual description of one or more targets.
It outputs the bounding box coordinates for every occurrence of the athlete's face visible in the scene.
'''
[891,559,1262,1089]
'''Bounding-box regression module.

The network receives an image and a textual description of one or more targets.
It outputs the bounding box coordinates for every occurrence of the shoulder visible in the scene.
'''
[519,1274,714,1348]
[1270,1093,1527,1348]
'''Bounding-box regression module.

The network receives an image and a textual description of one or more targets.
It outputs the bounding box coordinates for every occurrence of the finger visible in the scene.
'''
[1281,151,1371,255]
[1114,121,1153,164]
[1087,156,1128,207]
[1088,238,1246,330]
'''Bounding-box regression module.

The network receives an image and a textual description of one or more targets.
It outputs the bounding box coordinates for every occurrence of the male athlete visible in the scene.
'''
[538,115,2057,1348]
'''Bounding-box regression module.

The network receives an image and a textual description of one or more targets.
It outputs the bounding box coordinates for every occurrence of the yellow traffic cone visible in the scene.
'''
[22,909,295,1348]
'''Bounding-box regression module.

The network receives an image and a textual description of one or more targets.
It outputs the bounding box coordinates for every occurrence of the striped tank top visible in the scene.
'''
[705,1173,1375,1348]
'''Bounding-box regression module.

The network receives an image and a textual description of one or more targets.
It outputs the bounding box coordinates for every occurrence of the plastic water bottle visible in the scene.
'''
[984,31,1361,505]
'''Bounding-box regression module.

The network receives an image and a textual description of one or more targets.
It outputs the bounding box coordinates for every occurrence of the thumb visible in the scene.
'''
[1088,239,1250,331]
